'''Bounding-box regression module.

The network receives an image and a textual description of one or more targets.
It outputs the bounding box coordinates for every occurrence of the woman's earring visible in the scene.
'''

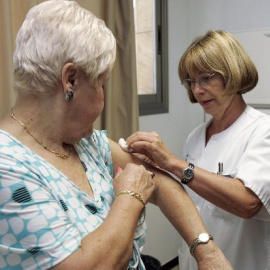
[65,88,74,101]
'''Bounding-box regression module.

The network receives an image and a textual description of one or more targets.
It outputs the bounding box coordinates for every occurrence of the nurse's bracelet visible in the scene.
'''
[116,190,146,226]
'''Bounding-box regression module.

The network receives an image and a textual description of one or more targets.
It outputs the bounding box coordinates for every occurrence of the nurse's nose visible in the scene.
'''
[192,82,206,95]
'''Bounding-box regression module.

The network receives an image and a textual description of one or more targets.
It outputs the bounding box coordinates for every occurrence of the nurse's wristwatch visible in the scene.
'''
[181,163,194,184]
[189,233,214,256]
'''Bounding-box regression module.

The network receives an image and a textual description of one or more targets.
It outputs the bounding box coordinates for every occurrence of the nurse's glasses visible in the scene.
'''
[183,73,216,89]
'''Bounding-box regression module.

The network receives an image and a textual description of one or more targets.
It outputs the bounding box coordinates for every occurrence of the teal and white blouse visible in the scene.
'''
[0,129,147,269]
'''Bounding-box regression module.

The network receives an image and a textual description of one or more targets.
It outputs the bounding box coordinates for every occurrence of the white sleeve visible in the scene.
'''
[235,121,270,221]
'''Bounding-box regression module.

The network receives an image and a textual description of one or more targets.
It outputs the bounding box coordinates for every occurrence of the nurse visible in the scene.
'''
[126,30,270,269]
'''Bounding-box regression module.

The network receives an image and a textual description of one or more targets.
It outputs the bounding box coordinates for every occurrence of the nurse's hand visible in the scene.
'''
[126,131,175,171]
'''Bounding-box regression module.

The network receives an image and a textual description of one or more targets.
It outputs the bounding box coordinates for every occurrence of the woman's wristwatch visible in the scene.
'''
[181,163,194,184]
[189,233,214,256]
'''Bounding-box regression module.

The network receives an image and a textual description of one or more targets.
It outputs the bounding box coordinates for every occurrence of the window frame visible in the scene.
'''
[138,0,169,116]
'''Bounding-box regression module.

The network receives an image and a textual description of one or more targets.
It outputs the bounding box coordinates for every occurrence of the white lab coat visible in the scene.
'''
[179,106,270,270]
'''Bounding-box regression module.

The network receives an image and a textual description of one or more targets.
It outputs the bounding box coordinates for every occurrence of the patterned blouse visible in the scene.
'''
[0,129,147,269]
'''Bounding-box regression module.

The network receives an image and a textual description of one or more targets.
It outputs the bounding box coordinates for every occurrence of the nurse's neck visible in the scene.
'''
[206,95,246,145]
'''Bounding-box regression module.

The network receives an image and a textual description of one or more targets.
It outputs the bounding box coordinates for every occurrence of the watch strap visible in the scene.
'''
[181,178,190,184]
[181,163,194,184]
[189,233,213,256]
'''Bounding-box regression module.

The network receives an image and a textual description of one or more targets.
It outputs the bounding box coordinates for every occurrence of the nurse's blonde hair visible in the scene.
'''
[178,30,258,103]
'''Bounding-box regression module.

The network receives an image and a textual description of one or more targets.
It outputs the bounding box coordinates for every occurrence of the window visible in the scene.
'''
[134,0,168,116]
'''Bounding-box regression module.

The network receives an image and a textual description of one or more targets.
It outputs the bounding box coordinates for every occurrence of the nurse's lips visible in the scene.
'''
[200,99,213,107]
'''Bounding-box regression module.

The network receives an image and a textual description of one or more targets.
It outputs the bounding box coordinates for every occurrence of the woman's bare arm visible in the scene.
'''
[110,139,233,269]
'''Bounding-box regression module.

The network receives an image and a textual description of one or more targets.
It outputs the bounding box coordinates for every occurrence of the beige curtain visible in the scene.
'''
[101,0,139,142]
[0,0,139,142]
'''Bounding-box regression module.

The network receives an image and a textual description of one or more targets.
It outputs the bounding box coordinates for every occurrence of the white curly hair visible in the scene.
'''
[13,0,116,94]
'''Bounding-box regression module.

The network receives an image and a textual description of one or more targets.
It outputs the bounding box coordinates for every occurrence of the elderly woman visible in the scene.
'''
[0,2,232,269]
[126,30,270,269]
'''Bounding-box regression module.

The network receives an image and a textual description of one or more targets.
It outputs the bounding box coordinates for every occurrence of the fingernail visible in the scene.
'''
[148,170,155,179]
[115,167,121,174]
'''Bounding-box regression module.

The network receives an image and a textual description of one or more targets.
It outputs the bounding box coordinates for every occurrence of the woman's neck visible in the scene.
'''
[9,93,69,153]
[206,95,246,144]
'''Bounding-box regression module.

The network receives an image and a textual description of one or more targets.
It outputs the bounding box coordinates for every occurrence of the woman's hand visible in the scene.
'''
[126,131,175,171]
[113,163,155,204]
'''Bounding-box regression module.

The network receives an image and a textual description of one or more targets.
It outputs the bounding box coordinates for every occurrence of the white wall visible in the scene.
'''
[140,0,270,265]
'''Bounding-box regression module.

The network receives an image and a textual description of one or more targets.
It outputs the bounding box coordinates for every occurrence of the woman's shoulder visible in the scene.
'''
[80,129,110,149]
[245,105,270,127]
[246,105,270,119]
[78,129,112,164]
[0,129,24,153]
[0,129,54,174]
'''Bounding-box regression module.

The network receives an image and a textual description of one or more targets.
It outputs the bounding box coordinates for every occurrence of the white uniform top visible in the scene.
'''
[178,106,270,270]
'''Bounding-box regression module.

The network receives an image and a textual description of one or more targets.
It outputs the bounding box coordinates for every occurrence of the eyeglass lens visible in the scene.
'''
[184,73,215,88]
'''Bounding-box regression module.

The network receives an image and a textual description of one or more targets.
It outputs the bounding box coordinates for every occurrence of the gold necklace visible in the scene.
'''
[11,111,72,159]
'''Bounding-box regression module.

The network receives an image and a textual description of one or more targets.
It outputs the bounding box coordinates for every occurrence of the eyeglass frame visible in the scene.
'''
[182,73,216,89]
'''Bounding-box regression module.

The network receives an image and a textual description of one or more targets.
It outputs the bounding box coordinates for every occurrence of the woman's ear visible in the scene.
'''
[61,63,77,93]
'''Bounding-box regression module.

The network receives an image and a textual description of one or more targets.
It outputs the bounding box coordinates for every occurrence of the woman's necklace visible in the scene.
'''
[10,111,72,159]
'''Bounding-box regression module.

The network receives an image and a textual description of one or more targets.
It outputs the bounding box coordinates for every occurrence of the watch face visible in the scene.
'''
[199,233,209,243]
[184,168,193,180]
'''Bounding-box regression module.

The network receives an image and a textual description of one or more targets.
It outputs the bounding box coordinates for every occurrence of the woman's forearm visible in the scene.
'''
[110,139,220,262]
[149,169,220,263]
[52,195,143,270]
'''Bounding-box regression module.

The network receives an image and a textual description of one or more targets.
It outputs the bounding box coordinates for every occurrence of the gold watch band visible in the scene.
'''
[189,233,213,256]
